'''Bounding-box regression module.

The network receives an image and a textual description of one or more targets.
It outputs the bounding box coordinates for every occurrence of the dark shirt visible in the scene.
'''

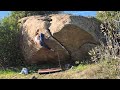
[39,33,51,50]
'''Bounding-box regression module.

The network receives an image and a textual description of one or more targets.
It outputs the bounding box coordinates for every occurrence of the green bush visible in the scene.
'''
[89,11,120,62]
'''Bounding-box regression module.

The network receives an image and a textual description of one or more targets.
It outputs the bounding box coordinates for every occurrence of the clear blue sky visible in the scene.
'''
[0,11,96,19]
[64,11,96,16]
[0,11,11,19]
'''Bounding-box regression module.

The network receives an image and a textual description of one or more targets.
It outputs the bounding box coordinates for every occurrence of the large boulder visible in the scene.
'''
[18,14,102,64]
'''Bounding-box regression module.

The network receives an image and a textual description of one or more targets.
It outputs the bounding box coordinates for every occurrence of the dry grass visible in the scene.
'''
[0,59,119,79]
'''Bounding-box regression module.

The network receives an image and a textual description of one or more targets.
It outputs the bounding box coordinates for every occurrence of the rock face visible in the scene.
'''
[18,14,101,64]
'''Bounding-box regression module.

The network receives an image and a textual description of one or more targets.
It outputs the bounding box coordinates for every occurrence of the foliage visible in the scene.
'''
[89,11,120,62]
[96,11,120,22]
[0,15,24,67]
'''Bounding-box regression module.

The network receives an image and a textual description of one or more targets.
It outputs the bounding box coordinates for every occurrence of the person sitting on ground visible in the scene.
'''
[19,68,28,75]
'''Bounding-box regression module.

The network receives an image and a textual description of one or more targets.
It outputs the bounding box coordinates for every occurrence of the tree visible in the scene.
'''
[89,11,120,62]
[96,11,120,23]
[11,11,61,19]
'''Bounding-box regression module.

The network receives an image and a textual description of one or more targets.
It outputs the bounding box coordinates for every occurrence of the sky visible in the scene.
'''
[0,11,96,19]
[64,11,96,16]
[0,11,11,19]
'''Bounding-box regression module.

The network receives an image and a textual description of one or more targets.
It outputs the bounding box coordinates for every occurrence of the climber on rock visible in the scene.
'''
[34,29,54,51]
